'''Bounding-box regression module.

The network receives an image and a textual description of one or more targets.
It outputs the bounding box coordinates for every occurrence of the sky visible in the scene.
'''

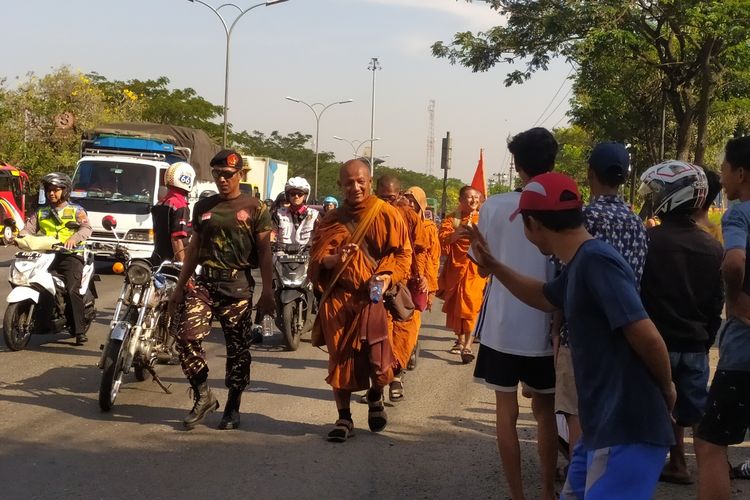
[2,0,572,185]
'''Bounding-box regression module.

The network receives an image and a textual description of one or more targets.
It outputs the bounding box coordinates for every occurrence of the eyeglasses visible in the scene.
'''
[287,191,306,197]
[211,169,239,180]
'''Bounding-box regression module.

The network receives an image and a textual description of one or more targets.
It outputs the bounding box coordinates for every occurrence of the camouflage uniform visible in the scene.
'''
[175,191,272,391]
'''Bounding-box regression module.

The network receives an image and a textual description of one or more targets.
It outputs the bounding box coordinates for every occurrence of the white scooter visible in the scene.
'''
[2,218,98,351]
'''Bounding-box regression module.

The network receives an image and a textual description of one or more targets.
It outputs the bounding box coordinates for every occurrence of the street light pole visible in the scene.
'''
[367,57,381,177]
[333,136,379,158]
[188,0,290,148]
[285,97,353,201]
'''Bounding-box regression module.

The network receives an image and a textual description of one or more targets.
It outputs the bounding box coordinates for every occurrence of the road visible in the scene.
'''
[0,245,746,499]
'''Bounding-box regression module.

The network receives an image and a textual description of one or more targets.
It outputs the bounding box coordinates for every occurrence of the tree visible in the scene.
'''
[433,0,750,164]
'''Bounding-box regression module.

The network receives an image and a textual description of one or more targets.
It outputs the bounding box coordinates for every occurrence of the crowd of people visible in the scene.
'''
[17,130,750,499]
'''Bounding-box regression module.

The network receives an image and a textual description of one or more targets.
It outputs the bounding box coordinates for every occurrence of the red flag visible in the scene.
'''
[471,149,486,197]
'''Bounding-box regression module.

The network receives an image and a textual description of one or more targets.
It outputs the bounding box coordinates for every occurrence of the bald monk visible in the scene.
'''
[438,185,486,363]
[309,160,412,442]
[375,175,428,402]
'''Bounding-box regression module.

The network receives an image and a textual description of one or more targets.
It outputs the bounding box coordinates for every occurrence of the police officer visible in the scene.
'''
[274,177,319,247]
[18,173,92,344]
[168,150,275,430]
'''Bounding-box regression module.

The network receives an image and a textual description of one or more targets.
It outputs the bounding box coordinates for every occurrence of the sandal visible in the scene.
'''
[460,347,475,364]
[327,418,354,442]
[389,378,405,402]
[450,341,463,354]
[366,390,388,432]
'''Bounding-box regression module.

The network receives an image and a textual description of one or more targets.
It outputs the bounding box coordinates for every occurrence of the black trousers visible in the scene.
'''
[53,254,86,335]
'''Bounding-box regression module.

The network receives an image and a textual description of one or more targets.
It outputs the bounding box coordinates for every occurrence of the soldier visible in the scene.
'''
[168,149,275,430]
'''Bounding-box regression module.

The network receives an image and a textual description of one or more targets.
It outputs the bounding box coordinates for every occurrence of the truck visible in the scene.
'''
[0,163,30,240]
[70,123,220,259]
[241,156,288,201]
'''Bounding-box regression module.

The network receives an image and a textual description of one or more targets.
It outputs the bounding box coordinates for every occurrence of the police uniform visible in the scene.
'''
[275,205,319,246]
[21,203,92,338]
[176,192,273,393]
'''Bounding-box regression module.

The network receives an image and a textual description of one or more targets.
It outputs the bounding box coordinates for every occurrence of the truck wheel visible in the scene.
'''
[3,300,35,351]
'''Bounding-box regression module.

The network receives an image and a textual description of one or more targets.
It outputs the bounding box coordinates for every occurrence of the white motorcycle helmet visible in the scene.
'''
[638,160,708,216]
[165,162,196,192]
[285,177,311,201]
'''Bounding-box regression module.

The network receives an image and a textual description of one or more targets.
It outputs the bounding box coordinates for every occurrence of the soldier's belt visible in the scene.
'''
[201,267,240,281]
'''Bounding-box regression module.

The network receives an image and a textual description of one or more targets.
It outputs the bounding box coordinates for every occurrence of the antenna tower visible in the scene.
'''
[425,99,436,175]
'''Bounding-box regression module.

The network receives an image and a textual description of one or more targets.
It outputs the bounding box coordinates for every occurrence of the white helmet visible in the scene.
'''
[165,162,196,192]
[285,177,311,195]
[638,160,708,216]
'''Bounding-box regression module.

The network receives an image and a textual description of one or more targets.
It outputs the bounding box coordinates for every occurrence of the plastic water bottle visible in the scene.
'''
[370,279,384,304]
[262,315,274,337]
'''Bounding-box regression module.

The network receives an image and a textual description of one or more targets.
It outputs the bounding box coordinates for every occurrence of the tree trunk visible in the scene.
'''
[694,38,720,166]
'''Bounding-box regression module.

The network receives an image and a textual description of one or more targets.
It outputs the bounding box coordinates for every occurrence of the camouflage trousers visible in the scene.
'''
[174,279,254,391]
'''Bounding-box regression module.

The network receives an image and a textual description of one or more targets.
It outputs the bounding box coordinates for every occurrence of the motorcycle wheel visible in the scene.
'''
[99,338,126,412]
[82,290,96,334]
[3,300,35,351]
[282,300,302,351]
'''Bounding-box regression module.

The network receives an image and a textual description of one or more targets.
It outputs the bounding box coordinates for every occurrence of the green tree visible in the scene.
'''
[433,0,750,164]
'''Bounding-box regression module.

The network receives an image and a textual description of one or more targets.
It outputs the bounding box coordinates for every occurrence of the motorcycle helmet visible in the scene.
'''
[42,172,73,201]
[165,161,196,192]
[199,189,217,200]
[638,160,708,216]
[323,196,338,208]
[285,177,311,197]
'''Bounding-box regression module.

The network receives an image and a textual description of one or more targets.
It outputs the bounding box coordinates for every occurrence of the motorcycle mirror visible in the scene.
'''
[65,221,80,230]
[102,215,117,231]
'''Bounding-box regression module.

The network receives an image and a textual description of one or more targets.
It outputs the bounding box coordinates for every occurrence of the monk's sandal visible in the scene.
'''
[327,419,354,442]
[366,390,387,432]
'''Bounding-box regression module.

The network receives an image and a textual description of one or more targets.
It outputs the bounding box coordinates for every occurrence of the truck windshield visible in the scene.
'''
[71,160,155,214]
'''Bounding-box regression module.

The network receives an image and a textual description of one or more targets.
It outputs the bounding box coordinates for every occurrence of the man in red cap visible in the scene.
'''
[464,172,676,499]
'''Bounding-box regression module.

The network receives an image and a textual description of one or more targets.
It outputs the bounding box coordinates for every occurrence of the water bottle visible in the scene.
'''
[262,315,274,337]
[370,279,384,304]
[154,273,166,289]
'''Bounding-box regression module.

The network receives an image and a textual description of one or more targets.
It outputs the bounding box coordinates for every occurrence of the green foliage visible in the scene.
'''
[373,166,467,211]
[553,125,593,201]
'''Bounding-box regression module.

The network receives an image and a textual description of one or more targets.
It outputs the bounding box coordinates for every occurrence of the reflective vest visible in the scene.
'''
[276,206,319,246]
[37,204,81,243]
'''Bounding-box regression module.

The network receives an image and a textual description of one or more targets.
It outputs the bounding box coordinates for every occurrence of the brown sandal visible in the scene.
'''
[450,341,463,354]
[366,391,388,432]
[327,419,354,442]
[460,347,475,364]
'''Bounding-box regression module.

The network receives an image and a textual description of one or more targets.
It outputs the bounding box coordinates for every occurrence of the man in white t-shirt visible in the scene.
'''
[471,127,558,500]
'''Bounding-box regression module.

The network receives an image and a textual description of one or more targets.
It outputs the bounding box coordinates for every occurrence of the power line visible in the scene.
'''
[539,86,573,128]
[532,68,574,127]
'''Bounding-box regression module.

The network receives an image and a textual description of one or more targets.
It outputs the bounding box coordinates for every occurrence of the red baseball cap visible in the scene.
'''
[509,172,583,221]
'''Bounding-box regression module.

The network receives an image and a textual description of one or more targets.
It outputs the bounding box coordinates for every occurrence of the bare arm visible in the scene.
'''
[623,318,676,411]
[175,234,201,291]
[256,231,273,294]
[171,237,186,263]
[723,249,746,303]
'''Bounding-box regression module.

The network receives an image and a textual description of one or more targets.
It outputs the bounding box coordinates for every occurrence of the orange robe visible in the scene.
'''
[437,211,486,336]
[309,195,412,391]
[391,205,429,370]
[422,219,440,293]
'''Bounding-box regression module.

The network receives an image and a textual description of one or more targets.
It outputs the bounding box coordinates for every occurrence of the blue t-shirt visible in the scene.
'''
[719,202,750,371]
[543,239,674,450]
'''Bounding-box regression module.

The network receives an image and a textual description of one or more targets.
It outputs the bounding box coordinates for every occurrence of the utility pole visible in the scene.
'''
[425,99,436,176]
[439,131,452,218]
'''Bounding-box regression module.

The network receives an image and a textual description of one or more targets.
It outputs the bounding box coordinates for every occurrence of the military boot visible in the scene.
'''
[183,380,219,429]
[217,389,242,430]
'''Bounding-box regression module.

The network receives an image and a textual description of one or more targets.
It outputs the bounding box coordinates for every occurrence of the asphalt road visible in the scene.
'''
[0,245,746,499]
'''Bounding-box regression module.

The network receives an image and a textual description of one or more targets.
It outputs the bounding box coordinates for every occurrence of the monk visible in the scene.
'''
[375,175,428,402]
[403,186,441,371]
[438,186,486,363]
[309,160,412,442]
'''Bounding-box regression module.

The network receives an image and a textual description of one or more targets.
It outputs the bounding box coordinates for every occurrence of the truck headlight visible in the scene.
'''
[124,229,154,243]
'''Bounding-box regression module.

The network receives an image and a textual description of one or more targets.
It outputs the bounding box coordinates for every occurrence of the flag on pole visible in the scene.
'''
[471,148,486,197]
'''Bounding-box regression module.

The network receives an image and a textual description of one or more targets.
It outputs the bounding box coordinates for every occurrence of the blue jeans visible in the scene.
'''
[561,440,668,499]
[668,351,709,426]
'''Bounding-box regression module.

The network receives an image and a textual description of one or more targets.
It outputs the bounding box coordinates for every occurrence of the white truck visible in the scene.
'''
[241,156,289,201]
[70,123,219,260]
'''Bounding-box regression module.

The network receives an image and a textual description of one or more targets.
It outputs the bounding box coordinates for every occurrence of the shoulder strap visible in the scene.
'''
[317,199,384,307]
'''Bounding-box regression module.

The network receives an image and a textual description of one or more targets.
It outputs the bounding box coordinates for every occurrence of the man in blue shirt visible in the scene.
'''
[464,172,675,499]
[695,136,750,500]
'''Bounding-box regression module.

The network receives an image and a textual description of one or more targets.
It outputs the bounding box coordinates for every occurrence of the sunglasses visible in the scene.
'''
[211,169,239,180]
[287,191,306,197]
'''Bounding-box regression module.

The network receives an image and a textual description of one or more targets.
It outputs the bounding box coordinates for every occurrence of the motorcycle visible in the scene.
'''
[272,242,315,351]
[2,218,98,351]
[97,215,180,411]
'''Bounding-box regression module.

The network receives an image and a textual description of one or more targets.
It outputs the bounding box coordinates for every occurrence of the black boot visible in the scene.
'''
[218,389,242,430]
[183,380,219,429]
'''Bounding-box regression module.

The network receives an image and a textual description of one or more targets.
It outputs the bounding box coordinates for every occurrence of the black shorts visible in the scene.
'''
[473,343,555,394]
[695,370,750,446]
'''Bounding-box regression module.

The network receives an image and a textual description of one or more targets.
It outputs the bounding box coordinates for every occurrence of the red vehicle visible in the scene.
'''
[0,163,29,240]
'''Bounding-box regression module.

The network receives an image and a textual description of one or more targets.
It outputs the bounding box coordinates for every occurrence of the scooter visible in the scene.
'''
[2,218,98,351]
[272,242,315,351]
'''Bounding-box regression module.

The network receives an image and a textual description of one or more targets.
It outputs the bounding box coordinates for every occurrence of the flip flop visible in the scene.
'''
[327,419,354,442]
[450,341,463,354]
[460,348,475,364]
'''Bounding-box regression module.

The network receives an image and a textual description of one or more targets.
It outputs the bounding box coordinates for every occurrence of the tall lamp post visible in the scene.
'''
[188,0,290,147]
[367,57,381,176]
[333,136,379,158]
[285,97,353,201]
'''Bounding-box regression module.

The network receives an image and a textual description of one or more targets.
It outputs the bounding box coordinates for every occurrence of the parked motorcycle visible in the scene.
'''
[2,218,97,351]
[272,242,315,351]
[97,215,180,411]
